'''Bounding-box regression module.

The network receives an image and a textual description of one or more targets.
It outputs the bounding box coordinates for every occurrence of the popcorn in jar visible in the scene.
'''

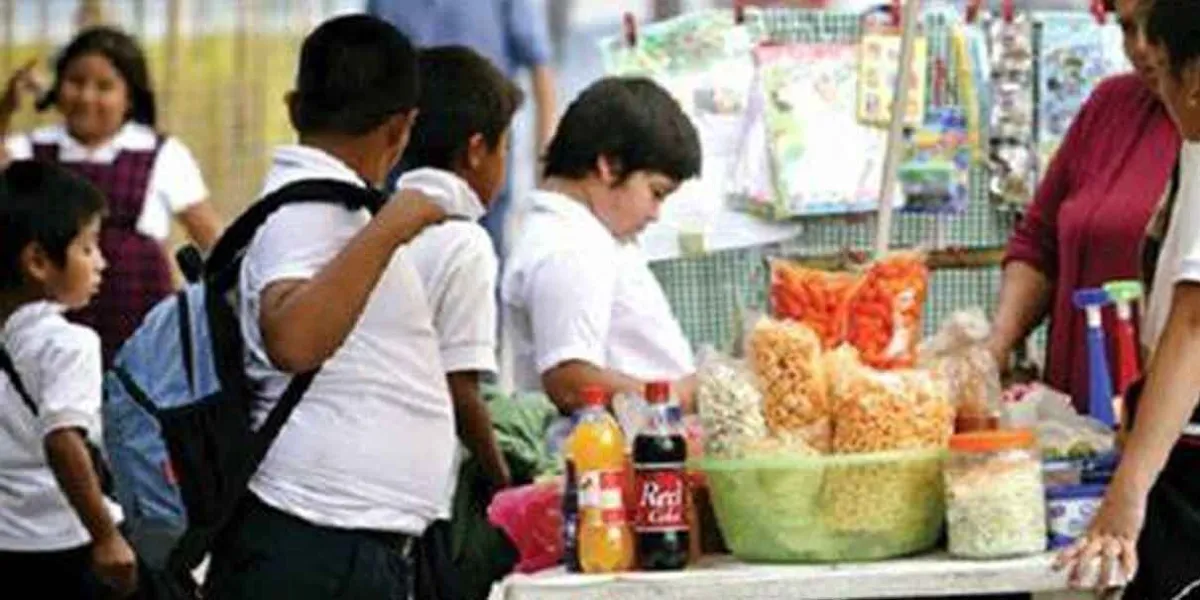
[945,430,1047,559]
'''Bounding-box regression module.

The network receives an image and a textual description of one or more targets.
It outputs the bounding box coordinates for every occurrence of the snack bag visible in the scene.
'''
[747,316,831,452]
[918,309,1003,431]
[827,346,954,454]
[844,251,929,369]
[769,259,861,349]
[696,347,770,459]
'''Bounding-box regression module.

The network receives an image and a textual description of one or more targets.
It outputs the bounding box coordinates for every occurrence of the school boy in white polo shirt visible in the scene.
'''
[0,161,135,598]
[204,16,454,600]
[501,77,702,412]
[393,45,525,598]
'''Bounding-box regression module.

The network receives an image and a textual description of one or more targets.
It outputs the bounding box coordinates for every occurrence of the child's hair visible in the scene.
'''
[543,77,701,184]
[401,46,525,171]
[0,161,106,291]
[36,26,157,127]
[290,15,420,136]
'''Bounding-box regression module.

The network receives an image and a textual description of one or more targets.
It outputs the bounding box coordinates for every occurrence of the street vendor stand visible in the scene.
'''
[492,553,1087,599]
[489,2,1125,598]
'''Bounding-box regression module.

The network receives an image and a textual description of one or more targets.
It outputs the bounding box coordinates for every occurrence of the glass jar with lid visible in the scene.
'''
[945,429,1047,559]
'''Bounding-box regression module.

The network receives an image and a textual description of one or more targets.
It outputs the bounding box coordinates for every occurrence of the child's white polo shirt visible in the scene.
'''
[501,190,695,394]
[0,301,113,551]
[395,168,498,376]
[238,146,456,535]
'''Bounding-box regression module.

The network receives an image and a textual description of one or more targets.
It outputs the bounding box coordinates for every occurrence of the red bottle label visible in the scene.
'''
[634,464,687,532]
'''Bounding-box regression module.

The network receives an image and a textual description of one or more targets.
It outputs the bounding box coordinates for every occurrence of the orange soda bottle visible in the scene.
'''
[566,385,635,573]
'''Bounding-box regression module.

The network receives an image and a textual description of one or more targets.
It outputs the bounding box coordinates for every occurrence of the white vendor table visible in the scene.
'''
[490,553,1090,600]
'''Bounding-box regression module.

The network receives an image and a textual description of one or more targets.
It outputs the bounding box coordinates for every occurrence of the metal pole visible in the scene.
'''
[874,0,922,256]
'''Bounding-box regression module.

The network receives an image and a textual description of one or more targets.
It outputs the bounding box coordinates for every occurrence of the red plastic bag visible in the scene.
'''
[487,480,564,574]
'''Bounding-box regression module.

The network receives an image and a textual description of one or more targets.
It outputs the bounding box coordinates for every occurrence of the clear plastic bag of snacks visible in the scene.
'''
[919,309,1003,431]
[826,346,954,454]
[696,347,770,459]
[769,259,861,349]
[746,316,831,452]
[843,251,930,369]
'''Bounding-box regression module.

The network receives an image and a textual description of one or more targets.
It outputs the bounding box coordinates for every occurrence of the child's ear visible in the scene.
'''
[464,133,488,171]
[596,155,624,187]
[387,109,418,149]
[19,241,55,286]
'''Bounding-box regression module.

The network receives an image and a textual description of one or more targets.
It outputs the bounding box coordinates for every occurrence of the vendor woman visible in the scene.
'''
[1057,1,1200,596]
[501,76,700,412]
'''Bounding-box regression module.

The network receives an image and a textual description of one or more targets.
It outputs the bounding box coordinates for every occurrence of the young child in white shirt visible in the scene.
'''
[0,160,136,598]
[396,45,524,497]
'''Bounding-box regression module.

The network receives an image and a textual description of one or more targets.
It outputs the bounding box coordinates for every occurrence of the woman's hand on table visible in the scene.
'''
[1054,480,1145,591]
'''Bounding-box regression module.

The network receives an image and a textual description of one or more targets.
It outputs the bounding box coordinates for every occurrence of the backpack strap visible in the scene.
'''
[204,179,385,293]
[2,345,114,495]
[0,346,38,416]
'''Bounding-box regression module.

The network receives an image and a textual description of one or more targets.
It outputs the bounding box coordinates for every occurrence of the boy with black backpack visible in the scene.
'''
[0,161,136,598]
[201,15,453,599]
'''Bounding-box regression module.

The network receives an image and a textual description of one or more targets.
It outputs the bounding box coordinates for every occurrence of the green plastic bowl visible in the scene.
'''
[692,448,947,563]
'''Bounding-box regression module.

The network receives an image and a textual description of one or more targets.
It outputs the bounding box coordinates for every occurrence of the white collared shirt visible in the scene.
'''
[395,168,498,375]
[5,123,209,241]
[0,301,119,551]
[502,190,695,393]
[238,145,456,534]
[1144,141,1200,354]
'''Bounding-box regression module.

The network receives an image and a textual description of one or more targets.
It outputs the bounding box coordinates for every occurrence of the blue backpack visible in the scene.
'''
[102,179,383,586]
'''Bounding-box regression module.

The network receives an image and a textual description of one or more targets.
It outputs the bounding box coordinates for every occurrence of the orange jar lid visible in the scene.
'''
[949,429,1036,453]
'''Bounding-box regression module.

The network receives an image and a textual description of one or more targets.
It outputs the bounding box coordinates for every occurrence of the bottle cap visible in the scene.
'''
[581,385,608,407]
[645,381,671,404]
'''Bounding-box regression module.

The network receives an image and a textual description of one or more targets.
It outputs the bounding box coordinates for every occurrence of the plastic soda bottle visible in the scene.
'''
[565,385,635,573]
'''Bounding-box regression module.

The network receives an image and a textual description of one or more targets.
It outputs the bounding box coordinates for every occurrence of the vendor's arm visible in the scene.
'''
[990,85,1102,371]
[1057,282,1200,588]
[988,262,1051,372]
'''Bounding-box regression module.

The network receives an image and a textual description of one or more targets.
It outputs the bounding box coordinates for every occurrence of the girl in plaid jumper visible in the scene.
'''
[0,27,223,366]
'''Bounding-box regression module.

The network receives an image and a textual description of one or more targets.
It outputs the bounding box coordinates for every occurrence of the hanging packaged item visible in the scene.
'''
[986,13,1037,208]
[898,106,973,214]
[1035,11,1130,177]
[951,23,990,163]
[751,43,897,219]
[856,29,929,129]
[843,251,930,370]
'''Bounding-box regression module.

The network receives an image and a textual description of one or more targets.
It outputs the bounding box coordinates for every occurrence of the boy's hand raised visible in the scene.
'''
[380,188,447,243]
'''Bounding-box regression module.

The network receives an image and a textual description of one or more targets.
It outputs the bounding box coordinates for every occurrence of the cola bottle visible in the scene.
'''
[633,381,689,571]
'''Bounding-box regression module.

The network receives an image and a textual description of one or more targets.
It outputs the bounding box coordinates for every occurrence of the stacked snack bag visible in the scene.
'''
[768,251,929,369]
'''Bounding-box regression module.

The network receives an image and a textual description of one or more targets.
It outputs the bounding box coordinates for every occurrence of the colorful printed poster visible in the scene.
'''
[755,43,898,218]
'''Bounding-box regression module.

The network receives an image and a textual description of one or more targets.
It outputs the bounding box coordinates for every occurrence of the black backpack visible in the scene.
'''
[100,179,382,595]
